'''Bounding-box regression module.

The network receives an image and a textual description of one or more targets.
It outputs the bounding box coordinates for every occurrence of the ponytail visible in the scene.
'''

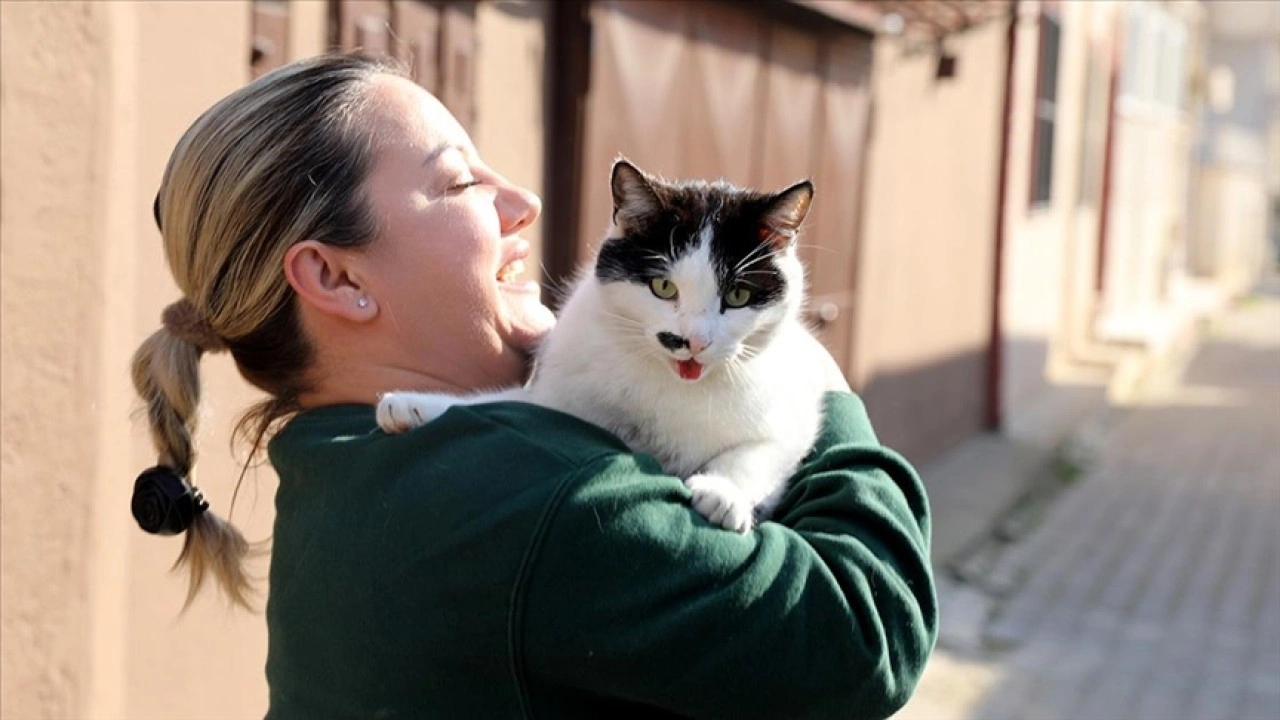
[131,52,403,611]
[130,301,252,610]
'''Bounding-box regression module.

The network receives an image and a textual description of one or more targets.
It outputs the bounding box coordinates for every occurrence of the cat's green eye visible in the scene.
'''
[724,286,753,308]
[650,277,679,300]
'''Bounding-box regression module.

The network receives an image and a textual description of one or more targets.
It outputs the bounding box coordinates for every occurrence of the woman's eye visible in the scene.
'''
[649,277,678,300]
[449,179,481,192]
[724,286,752,308]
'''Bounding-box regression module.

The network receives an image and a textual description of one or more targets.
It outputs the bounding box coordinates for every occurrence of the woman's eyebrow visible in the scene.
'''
[422,143,468,166]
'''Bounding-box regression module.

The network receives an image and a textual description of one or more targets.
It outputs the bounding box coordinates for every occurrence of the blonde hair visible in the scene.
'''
[130,53,406,609]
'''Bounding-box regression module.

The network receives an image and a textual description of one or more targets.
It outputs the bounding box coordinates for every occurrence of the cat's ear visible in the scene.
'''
[759,180,814,248]
[610,158,662,232]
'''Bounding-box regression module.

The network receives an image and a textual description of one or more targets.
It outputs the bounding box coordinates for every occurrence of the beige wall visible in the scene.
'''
[1190,0,1279,291]
[3,1,547,718]
[998,0,1117,425]
[1195,166,1272,292]
[1,3,277,718]
[857,21,1006,379]
[855,19,1005,458]
[1096,0,1205,346]
[2,2,108,716]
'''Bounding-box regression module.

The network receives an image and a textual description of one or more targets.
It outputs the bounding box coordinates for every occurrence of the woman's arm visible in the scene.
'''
[516,392,936,719]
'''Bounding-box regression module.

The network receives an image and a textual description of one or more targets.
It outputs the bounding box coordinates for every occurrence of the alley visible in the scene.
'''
[899,281,1280,720]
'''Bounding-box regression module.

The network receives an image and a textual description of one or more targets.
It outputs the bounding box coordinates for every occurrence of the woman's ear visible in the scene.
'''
[283,240,377,322]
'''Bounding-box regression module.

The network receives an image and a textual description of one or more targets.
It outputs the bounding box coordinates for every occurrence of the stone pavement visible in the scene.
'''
[895,280,1280,720]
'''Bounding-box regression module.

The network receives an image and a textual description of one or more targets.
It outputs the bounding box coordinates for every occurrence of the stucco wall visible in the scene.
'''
[1,2,546,717]
[1,2,108,716]
[998,0,1106,425]
[1,3,277,717]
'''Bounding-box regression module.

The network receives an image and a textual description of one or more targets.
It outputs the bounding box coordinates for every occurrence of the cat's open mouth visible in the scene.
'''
[676,358,703,381]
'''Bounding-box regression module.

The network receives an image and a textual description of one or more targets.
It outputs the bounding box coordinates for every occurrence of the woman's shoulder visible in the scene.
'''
[449,401,631,467]
[267,402,645,576]
[269,400,633,492]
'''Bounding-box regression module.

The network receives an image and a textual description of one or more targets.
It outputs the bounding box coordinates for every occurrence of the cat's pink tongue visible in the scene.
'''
[677,359,703,381]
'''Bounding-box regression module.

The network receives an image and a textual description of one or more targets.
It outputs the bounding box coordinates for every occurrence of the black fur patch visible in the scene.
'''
[656,331,688,351]
[595,172,810,313]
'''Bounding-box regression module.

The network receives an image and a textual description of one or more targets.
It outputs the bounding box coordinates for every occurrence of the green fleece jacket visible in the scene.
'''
[264,392,936,719]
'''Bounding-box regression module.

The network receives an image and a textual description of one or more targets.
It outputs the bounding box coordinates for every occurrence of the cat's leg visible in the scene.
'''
[684,442,800,534]
[376,386,529,434]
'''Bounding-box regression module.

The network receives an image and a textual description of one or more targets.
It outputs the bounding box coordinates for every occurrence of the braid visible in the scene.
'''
[131,327,253,610]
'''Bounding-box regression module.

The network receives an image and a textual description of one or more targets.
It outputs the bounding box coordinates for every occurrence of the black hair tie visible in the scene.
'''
[131,465,209,536]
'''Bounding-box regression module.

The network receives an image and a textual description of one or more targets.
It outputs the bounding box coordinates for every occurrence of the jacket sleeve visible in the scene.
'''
[516,392,937,720]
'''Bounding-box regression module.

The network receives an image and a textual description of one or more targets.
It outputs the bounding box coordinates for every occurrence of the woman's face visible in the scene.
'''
[352,75,554,391]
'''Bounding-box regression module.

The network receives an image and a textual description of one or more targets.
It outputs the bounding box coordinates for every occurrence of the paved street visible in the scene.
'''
[897,281,1280,720]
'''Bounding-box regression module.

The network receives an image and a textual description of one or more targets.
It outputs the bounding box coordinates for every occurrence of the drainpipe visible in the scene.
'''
[1095,8,1122,297]
[987,0,1019,431]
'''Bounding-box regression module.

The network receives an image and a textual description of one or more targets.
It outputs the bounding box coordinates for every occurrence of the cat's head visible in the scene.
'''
[593,158,813,383]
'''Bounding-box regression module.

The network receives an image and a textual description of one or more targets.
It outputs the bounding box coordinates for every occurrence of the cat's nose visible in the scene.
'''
[687,336,711,355]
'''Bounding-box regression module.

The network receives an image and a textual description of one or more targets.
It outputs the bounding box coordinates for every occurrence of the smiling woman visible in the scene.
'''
[282,73,554,405]
[129,51,936,719]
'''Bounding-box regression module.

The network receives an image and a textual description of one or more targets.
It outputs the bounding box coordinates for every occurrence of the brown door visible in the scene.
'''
[330,0,475,133]
[563,0,873,376]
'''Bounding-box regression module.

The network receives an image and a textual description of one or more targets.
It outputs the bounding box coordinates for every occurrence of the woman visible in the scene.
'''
[130,52,936,719]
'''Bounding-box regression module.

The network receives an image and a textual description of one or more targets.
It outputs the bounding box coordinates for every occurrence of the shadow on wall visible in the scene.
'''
[858,331,1121,467]
[859,344,992,465]
[856,339,1062,466]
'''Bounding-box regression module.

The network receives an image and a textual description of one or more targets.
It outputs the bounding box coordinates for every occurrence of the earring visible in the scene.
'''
[356,297,369,309]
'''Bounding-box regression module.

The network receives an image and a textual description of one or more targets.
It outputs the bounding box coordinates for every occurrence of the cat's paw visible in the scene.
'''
[684,473,755,534]
[376,393,445,434]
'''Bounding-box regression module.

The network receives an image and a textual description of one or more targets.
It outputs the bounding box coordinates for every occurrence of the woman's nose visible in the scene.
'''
[496,183,541,236]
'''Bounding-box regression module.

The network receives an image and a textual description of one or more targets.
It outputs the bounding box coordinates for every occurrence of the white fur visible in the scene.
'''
[377,231,828,533]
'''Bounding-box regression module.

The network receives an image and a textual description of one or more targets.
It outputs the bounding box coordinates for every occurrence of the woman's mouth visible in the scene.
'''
[496,257,539,294]
[497,258,526,284]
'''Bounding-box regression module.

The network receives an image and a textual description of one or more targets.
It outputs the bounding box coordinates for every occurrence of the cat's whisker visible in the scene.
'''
[731,242,775,274]
[598,310,647,331]
[738,344,762,363]
[538,266,568,296]
[794,243,835,256]
[735,249,784,276]
[724,358,747,386]
[603,317,646,331]
[735,270,777,284]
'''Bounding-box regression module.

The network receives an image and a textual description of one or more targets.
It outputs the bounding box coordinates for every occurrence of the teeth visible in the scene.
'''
[497,259,525,283]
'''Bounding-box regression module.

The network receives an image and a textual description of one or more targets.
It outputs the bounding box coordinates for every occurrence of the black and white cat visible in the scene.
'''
[377,159,836,533]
